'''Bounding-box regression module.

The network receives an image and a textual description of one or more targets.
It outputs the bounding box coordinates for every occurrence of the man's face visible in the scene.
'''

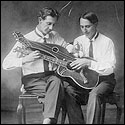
[38,16,57,35]
[80,18,97,39]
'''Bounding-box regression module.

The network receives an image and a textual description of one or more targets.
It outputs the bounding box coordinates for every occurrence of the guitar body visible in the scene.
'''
[57,66,99,89]
[13,31,99,89]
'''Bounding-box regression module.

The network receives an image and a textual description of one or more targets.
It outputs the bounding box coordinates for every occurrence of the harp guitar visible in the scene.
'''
[13,31,99,89]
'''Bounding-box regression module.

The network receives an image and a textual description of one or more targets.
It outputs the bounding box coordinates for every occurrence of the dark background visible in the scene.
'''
[1,1,124,111]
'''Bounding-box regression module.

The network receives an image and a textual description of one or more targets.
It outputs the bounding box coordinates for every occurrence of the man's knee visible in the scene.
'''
[52,76,61,84]
[47,76,62,87]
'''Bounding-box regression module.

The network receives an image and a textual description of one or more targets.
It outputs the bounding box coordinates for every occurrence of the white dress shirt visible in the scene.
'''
[73,32,116,75]
[2,27,68,76]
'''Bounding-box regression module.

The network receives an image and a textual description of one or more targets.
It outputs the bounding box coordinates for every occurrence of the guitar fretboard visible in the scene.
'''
[41,54,67,67]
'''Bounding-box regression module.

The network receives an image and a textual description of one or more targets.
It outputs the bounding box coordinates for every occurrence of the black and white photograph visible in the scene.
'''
[1,1,124,124]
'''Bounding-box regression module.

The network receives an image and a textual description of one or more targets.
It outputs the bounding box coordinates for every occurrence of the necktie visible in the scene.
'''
[89,40,93,58]
[43,38,49,72]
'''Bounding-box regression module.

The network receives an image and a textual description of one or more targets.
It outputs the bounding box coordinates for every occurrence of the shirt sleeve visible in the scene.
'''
[2,41,23,70]
[90,39,116,75]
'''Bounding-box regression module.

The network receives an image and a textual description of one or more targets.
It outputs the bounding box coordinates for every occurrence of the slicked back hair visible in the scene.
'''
[79,11,98,24]
[37,7,60,21]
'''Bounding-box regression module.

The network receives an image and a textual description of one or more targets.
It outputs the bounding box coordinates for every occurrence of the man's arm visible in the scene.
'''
[2,42,23,70]
[69,38,116,75]
[90,39,116,75]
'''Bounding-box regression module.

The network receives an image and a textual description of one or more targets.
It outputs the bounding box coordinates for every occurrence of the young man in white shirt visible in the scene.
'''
[2,7,70,124]
[65,11,116,124]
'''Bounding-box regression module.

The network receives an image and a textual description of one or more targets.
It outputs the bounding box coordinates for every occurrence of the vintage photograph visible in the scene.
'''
[1,1,124,124]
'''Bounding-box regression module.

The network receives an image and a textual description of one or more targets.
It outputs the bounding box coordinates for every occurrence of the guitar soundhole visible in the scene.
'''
[52,47,59,53]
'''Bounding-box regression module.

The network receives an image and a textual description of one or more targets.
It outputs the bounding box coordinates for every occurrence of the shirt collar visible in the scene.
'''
[91,32,99,41]
[35,27,49,39]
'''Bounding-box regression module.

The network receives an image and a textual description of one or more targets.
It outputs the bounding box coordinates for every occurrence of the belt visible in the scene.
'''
[22,71,55,84]
[99,73,115,82]
[99,73,115,78]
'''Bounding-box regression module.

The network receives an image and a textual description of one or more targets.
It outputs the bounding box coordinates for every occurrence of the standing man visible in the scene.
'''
[2,7,70,124]
[65,11,116,124]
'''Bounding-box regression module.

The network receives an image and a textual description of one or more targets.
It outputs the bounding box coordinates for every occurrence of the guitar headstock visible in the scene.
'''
[13,31,24,40]
[12,31,30,48]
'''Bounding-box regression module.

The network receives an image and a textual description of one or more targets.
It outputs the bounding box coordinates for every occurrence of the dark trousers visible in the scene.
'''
[22,72,64,123]
[64,73,116,124]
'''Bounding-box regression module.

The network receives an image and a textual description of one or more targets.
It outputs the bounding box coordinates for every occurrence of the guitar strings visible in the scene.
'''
[38,42,74,60]
[28,40,75,60]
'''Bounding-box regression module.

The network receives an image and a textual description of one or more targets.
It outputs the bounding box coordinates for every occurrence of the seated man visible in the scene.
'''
[2,7,71,124]
[65,11,117,124]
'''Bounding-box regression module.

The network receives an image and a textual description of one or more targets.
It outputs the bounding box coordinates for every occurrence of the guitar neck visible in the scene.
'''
[40,54,67,67]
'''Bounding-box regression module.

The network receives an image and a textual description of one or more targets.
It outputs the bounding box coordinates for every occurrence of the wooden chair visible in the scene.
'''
[17,92,66,124]
[100,92,122,124]
[17,93,43,124]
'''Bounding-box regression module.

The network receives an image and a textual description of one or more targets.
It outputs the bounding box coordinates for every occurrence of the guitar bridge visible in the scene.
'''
[80,69,88,84]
